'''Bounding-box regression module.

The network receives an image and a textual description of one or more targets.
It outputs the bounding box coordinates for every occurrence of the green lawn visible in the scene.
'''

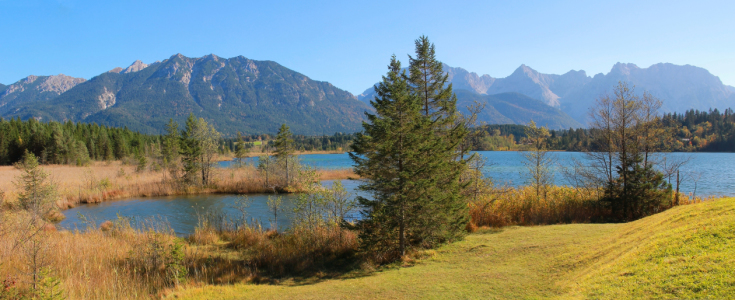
[171,198,735,299]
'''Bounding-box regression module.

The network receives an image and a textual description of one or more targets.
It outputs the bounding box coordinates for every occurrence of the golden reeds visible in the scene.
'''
[468,185,718,228]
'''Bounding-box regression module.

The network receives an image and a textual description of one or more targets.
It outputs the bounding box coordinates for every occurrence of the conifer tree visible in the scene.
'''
[408,35,455,118]
[274,124,295,185]
[162,119,181,180]
[180,113,202,185]
[406,36,470,245]
[234,132,249,167]
[351,55,428,259]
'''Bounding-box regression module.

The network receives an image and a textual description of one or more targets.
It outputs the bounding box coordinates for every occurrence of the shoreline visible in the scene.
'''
[0,162,358,211]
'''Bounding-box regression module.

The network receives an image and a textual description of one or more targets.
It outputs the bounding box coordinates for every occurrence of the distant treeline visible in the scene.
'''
[3,107,735,166]
[0,117,158,165]
[221,132,356,152]
[472,108,735,152]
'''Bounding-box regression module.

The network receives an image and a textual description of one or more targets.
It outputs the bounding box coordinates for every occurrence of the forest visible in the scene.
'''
[472,108,735,152]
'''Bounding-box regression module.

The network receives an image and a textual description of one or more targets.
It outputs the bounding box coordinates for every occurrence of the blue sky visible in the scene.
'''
[1,0,733,94]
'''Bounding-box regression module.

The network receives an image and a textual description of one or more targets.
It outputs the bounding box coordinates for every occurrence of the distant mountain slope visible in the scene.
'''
[0,74,85,116]
[360,63,735,126]
[3,54,371,135]
[454,90,582,130]
[358,65,582,129]
[560,63,735,123]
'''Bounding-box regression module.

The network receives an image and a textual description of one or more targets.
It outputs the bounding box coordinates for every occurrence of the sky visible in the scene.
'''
[1,0,733,95]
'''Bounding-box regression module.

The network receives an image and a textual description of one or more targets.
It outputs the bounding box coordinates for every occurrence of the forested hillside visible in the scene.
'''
[2,54,370,136]
[0,117,157,165]
[474,108,735,152]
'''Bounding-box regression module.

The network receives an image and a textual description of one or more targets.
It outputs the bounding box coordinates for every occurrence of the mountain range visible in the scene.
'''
[2,54,734,135]
[360,63,735,125]
[0,54,371,135]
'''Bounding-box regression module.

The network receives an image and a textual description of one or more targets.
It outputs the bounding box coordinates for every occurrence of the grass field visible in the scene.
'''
[171,198,735,299]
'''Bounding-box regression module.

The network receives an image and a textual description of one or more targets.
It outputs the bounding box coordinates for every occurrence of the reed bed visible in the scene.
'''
[317,168,358,180]
[0,211,358,299]
[187,212,358,278]
[0,213,178,299]
[0,162,358,211]
[468,185,716,228]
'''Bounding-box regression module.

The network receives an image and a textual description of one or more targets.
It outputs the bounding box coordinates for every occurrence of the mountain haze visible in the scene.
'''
[360,63,735,126]
[2,54,371,135]
[454,90,582,129]
[358,64,584,129]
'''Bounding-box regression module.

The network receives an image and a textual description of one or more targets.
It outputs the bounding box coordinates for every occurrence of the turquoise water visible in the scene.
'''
[61,152,735,235]
[220,151,734,197]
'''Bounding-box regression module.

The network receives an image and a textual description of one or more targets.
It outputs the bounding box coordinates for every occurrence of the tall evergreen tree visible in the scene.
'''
[180,113,202,185]
[162,119,181,180]
[406,36,470,245]
[408,35,455,118]
[351,55,430,259]
[274,124,295,185]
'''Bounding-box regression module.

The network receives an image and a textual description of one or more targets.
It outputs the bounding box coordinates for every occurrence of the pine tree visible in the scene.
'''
[234,132,249,167]
[351,55,433,259]
[180,113,202,185]
[163,119,181,180]
[408,35,454,118]
[406,36,470,245]
[274,124,295,186]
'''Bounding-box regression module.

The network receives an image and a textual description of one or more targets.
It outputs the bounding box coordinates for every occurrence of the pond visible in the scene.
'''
[59,180,362,236]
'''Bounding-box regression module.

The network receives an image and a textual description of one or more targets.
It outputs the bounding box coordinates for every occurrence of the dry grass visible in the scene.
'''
[0,161,357,210]
[469,185,716,228]
[316,168,358,180]
[0,206,358,299]
[0,213,175,299]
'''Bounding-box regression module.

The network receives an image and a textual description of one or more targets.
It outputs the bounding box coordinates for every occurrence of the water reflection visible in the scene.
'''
[59,180,362,236]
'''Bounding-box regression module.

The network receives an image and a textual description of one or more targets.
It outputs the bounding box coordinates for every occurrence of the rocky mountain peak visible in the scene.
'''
[122,60,149,74]
[38,74,86,94]
[2,74,85,96]
[610,62,640,76]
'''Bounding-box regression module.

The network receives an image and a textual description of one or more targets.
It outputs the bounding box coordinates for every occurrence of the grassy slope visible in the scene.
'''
[172,198,735,299]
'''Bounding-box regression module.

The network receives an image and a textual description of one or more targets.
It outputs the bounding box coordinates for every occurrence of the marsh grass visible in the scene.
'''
[469,185,716,228]
[0,162,357,211]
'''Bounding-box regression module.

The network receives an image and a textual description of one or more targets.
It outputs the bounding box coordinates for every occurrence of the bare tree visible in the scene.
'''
[521,120,555,202]
[266,195,283,232]
[586,82,671,220]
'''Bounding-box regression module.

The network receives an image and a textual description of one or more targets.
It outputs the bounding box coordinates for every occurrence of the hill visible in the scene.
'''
[2,54,371,136]
[172,198,735,299]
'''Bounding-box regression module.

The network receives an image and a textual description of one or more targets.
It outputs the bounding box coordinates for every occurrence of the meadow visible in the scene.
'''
[172,197,735,299]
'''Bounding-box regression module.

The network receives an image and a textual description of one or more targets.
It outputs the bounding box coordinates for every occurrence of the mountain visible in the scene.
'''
[2,54,371,135]
[560,63,735,122]
[454,90,582,130]
[357,64,583,129]
[360,63,735,126]
[0,74,85,115]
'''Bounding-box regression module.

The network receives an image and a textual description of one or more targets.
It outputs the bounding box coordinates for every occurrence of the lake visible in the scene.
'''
[220,151,734,197]
[60,151,734,235]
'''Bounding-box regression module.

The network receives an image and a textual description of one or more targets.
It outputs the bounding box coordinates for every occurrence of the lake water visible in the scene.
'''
[219,151,734,197]
[60,151,735,235]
